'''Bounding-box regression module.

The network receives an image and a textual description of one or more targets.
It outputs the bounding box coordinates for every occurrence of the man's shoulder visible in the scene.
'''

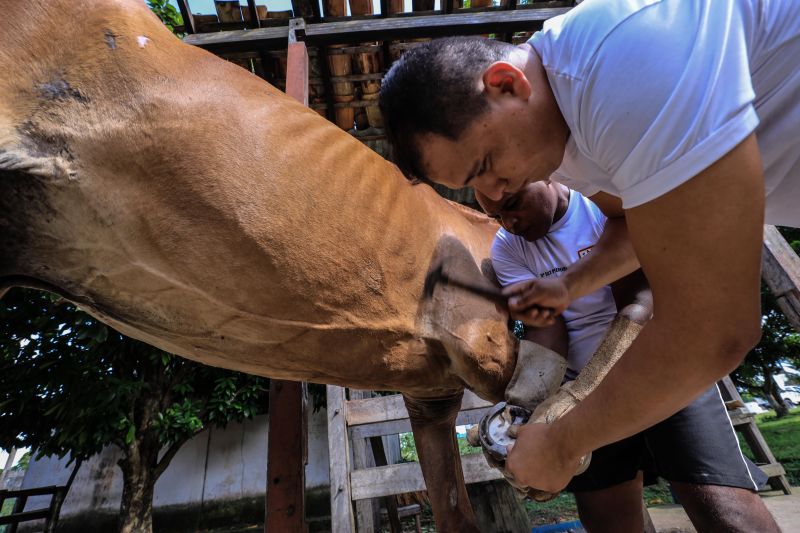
[493,227,527,251]
[530,0,664,77]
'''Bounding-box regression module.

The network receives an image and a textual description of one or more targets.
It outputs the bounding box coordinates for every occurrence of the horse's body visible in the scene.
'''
[0,2,520,529]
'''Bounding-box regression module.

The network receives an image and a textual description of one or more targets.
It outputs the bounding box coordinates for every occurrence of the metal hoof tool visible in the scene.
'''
[474,402,532,462]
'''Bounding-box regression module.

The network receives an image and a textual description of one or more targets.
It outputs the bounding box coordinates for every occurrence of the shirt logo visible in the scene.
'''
[577,246,594,260]
[539,266,568,278]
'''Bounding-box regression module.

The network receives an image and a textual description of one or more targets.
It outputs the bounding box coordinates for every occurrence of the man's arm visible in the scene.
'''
[506,134,765,492]
[504,196,639,326]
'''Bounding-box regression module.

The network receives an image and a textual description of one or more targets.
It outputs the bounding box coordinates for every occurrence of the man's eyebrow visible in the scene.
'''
[463,159,481,187]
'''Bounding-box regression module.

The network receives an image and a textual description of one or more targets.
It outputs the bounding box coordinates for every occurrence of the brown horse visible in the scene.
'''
[0,1,520,530]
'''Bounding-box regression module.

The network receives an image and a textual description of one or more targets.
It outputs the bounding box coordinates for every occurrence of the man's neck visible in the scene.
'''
[553,185,570,224]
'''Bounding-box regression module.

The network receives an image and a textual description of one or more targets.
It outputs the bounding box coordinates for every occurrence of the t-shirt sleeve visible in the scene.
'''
[574,3,759,209]
[584,197,607,240]
[490,231,536,288]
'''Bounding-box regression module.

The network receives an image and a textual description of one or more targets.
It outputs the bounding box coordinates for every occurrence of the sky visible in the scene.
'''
[0,447,29,470]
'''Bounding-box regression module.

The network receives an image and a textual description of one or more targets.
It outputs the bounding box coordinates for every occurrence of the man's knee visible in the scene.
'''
[574,476,645,533]
[670,482,780,533]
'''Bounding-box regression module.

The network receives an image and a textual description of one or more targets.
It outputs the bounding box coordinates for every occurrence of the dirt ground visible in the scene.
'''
[647,490,800,532]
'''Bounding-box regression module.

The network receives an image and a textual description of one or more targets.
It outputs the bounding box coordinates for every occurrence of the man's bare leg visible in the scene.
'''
[574,471,646,533]
[670,481,781,532]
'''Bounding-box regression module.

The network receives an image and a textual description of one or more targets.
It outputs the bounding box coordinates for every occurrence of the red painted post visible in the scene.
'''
[265,20,310,533]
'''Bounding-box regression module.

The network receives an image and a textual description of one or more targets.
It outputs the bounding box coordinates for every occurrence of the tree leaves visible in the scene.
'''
[0,288,268,464]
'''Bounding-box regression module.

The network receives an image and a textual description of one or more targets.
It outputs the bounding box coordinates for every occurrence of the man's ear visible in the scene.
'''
[482,61,532,101]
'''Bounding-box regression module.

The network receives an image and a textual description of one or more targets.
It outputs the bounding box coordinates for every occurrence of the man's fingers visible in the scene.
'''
[511,307,556,327]
[502,280,535,297]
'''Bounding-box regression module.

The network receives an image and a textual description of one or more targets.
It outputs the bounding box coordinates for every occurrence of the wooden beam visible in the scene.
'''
[327,386,355,533]
[346,390,491,426]
[265,30,310,532]
[762,225,800,332]
[349,452,503,500]
[265,380,308,533]
[184,8,569,52]
[348,405,490,439]
[286,19,309,105]
[246,0,261,28]
[176,0,196,34]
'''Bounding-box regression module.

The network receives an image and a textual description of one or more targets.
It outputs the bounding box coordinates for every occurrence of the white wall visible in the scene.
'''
[20,409,334,519]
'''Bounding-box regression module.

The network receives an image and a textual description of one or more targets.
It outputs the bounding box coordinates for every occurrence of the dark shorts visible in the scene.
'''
[567,385,768,493]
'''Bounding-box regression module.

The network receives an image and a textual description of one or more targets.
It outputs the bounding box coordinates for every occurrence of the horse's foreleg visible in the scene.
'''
[403,391,480,533]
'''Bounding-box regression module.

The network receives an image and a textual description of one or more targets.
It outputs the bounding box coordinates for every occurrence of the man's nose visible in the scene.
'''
[475,175,506,202]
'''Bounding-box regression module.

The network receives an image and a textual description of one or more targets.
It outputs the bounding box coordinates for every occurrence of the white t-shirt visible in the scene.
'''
[529,0,800,227]
[491,191,618,379]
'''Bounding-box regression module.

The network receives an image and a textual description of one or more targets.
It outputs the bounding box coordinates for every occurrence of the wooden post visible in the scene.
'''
[286,19,309,106]
[175,0,196,34]
[266,380,308,533]
[327,386,355,533]
[762,225,800,332]
[265,27,310,533]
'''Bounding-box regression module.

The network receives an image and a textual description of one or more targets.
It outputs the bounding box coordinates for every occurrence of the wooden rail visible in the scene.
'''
[184,8,569,52]
[762,225,800,332]
[0,485,68,533]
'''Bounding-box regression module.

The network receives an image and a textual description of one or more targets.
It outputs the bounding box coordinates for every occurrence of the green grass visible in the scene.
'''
[525,492,580,526]
[741,407,800,485]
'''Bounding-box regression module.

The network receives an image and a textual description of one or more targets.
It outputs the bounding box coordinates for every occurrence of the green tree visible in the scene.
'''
[146,0,184,35]
[0,288,267,533]
[733,227,800,417]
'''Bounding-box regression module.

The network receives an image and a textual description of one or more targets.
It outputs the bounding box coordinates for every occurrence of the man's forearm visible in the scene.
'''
[550,314,749,460]
[562,217,639,301]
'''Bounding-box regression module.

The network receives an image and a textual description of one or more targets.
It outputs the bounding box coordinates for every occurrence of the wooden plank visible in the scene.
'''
[347,390,491,426]
[286,42,309,104]
[350,452,502,500]
[738,421,793,494]
[728,408,755,427]
[760,463,786,478]
[368,434,402,533]
[246,0,261,28]
[0,509,51,526]
[348,405,489,439]
[176,0,196,34]
[184,8,570,52]
[327,386,355,533]
[0,486,62,498]
[265,380,307,533]
[348,391,377,533]
[762,225,800,332]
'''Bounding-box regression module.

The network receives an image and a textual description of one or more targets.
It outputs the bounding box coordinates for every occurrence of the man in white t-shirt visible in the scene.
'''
[479,181,777,532]
[379,0,800,495]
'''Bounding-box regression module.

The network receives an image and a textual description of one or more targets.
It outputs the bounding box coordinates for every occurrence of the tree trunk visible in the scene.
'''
[118,443,157,533]
[763,369,789,418]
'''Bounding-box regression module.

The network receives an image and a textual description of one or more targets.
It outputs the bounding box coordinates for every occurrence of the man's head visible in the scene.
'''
[476,181,569,242]
[380,36,568,201]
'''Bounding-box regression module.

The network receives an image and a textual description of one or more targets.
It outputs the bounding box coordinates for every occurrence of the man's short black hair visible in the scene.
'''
[379,36,515,181]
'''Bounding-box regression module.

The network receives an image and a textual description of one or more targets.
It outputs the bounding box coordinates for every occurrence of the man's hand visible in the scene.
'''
[505,422,582,493]
[503,277,570,326]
